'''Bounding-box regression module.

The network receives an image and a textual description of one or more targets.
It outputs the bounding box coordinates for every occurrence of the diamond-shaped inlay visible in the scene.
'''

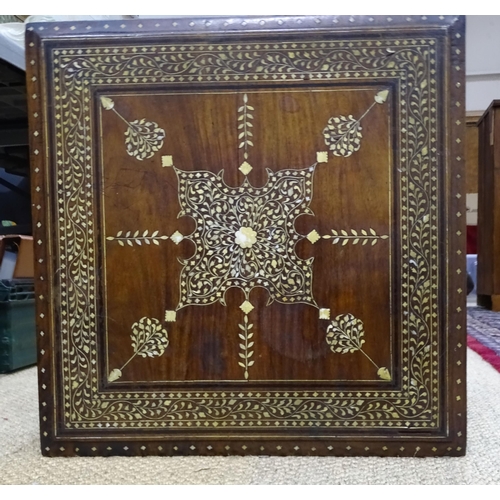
[170,231,184,244]
[239,161,253,175]
[162,155,173,167]
[165,310,176,322]
[240,300,254,315]
[319,308,331,320]
[316,151,328,163]
[306,230,321,244]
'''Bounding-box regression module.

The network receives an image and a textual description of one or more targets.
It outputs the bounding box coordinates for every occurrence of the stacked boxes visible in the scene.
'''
[0,279,36,372]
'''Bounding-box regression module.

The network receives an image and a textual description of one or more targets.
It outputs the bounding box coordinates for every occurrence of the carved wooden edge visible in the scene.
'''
[25,15,467,457]
[38,439,465,458]
[24,15,463,38]
[447,15,467,455]
[26,28,56,455]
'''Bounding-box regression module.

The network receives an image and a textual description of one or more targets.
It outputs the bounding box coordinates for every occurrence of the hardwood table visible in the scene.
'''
[27,15,466,457]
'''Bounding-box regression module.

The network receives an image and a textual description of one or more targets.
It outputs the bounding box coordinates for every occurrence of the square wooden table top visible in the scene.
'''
[27,15,466,457]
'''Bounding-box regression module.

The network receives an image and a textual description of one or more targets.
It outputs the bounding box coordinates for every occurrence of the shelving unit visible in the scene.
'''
[0,20,34,372]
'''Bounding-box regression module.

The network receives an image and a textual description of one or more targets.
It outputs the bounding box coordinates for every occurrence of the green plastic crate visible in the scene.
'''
[0,279,36,373]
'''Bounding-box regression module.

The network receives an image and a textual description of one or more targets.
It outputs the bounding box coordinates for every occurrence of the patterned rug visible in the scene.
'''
[467,306,500,373]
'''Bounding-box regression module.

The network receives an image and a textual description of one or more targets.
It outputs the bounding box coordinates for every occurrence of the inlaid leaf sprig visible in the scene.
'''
[326,313,391,381]
[100,96,165,161]
[109,317,169,382]
[106,230,169,246]
[238,314,255,380]
[323,228,389,246]
[238,93,254,160]
[323,89,389,157]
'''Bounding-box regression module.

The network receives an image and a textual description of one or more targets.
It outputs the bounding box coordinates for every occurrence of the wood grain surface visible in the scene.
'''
[466,114,480,194]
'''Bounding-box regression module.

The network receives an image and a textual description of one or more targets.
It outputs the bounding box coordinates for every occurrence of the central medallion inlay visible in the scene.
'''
[235,227,257,248]
[174,166,317,309]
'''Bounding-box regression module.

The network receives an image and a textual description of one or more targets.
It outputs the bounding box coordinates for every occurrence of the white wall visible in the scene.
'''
[466,15,500,113]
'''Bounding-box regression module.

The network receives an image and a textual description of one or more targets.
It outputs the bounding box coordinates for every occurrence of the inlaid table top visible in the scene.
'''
[27,15,466,457]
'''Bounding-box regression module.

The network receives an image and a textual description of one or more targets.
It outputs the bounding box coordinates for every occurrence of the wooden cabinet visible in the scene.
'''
[477,101,500,309]
[465,114,480,254]
[466,114,480,195]
[27,15,466,457]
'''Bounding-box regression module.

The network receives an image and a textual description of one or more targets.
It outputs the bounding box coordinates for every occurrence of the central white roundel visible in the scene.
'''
[235,227,257,249]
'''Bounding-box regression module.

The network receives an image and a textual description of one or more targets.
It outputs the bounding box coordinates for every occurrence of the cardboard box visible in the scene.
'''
[0,235,34,279]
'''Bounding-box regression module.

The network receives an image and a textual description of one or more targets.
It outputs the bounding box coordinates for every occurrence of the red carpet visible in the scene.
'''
[467,307,500,373]
[467,334,500,373]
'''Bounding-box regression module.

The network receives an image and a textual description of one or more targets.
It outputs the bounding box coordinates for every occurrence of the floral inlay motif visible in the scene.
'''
[100,96,165,161]
[108,317,169,382]
[326,314,391,381]
[235,227,257,249]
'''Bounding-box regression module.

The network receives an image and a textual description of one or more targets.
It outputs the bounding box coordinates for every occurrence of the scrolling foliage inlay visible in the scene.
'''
[52,37,439,429]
